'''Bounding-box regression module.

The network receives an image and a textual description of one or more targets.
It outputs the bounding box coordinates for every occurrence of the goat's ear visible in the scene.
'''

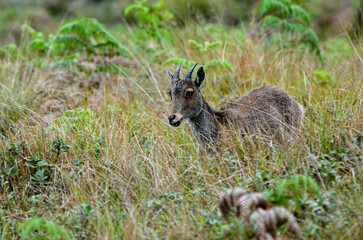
[195,66,205,87]
[166,68,173,80]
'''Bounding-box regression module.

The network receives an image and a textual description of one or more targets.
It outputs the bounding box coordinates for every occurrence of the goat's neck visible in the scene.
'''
[189,97,220,146]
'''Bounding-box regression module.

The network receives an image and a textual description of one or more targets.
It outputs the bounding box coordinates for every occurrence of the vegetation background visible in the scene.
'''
[0,0,362,239]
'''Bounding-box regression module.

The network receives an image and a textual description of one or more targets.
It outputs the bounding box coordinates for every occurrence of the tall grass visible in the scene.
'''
[0,22,362,239]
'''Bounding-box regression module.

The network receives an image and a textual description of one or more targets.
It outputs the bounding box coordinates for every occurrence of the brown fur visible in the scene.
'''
[167,63,303,154]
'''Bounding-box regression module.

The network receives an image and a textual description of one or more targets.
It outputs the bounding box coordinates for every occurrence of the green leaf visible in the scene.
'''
[188,39,204,52]
[260,0,292,16]
[163,58,195,69]
[222,60,234,73]
[206,41,223,50]
[290,5,310,25]
[124,5,148,17]
[164,10,174,20]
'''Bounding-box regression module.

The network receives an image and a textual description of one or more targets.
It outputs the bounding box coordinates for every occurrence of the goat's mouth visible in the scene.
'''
[169,113,183,127]
[170,120,181,127]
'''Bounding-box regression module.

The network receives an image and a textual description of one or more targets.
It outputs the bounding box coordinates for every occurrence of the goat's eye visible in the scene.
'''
[185,91,194,97]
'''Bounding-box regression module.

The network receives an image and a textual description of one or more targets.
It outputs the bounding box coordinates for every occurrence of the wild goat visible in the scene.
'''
[166,63,303,154]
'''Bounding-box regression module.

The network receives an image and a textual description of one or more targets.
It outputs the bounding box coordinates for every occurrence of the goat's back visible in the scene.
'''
[226,86,303,129]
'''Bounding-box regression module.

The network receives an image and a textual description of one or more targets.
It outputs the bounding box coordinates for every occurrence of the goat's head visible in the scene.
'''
[166,63,206,127]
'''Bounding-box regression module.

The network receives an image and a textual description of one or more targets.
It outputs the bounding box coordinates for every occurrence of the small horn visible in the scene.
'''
[185,62,198,79]
[173,63,182,79]
[166,68,173,79]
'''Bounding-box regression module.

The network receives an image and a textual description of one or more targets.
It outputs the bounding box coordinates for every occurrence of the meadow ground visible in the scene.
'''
[0,18,362,239]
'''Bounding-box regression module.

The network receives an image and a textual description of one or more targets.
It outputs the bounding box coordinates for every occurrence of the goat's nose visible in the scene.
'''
[168,115,176,124]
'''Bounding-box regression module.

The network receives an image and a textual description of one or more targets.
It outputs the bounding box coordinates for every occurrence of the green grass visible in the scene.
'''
[0,19,362,240]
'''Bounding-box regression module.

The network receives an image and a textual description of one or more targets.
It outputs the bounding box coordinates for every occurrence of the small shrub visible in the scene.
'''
[0,43,18,60]
[259,0,322,58]
[125,0,174,45]
[262,175,321,206]
[49,109,95,134]
[49,139,70,161]
[164,39,233,73]
[22,18,128,59]
[19,218,71,240]
[311,70,336,86]
[0,141,59,194]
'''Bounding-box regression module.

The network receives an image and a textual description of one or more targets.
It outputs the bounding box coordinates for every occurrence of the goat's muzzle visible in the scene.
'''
[168,114,182,127]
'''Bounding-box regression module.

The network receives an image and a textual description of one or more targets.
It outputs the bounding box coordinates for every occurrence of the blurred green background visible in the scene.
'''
[1,0,362,45]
